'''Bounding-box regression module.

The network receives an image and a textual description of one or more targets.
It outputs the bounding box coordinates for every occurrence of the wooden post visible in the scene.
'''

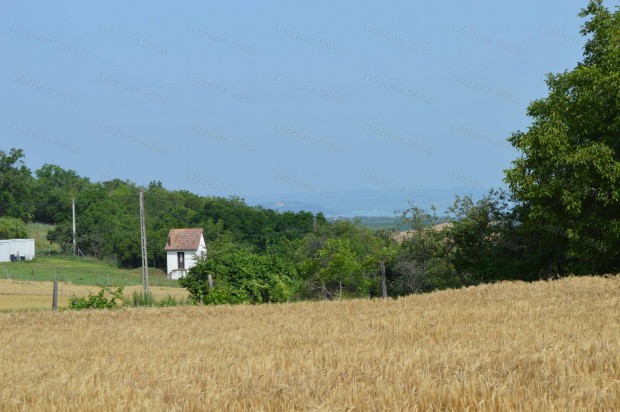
[52,275,58,312]
[139,190,150,294]
[208,274,213,290]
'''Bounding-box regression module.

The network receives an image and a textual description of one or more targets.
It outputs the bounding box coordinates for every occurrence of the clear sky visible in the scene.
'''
[1,1,608,200]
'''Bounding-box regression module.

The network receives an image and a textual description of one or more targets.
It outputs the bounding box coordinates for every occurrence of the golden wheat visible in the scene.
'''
[1,276,619,411]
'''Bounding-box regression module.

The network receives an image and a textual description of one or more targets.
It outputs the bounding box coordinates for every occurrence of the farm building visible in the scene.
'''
[164,228,206,280]
[0,239,36,262]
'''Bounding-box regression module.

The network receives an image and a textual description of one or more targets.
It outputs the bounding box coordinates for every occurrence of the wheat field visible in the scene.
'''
[1,276,619,411]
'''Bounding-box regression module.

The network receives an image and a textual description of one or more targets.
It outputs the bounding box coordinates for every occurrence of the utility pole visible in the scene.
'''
[139,190,149,294]
[313,214,317,233]
[72,198,77,256]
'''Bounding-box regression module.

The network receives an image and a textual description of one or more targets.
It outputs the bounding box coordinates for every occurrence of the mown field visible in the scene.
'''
[1,276,618,410]
[0,255,177,287]
[3,224,176,287]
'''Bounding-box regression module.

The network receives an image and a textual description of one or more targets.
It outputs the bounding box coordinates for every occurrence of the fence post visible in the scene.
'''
[52,275,58,312]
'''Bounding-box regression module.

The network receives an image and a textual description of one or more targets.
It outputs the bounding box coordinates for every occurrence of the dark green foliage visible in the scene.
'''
[46,221,73,253]
[395,205,460,291]
[33,164,90,224]
[179,248,296,304]
[295,220,386,300]
[0,148,34,221]
[33,170,317,268]
[201,197,316,251]
[504,1,620,276]
[445,190,527,284]
[393,191,545,292]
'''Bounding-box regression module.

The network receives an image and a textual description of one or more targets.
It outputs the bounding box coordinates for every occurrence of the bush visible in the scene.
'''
[0,217,28,239]
[68,286,128,310]
[179,249,296,305]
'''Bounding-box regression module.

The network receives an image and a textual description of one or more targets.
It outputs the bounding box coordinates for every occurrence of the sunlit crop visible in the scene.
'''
[1,276,618,410]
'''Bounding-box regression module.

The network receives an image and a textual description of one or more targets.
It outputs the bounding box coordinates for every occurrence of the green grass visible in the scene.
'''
[10,224,178,287]
[0,255,180,287]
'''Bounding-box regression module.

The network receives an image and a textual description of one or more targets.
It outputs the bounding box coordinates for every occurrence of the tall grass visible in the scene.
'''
[25,222,60,254]
[0,276,618,410]
[131,290,192,307]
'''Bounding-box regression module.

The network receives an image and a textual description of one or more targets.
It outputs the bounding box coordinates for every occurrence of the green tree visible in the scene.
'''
[444,190,533,284]
[0,148,34,221]
[33,164,89,224]
[504,1,620,275]
[296,220,382,300]
[46,221,73,252]
[396,205,458,291]
[315,237,366,299]
[371,229,399,298]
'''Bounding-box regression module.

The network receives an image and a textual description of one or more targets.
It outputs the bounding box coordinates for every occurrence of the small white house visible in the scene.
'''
[164,228,206,280]
[0,239,36,262]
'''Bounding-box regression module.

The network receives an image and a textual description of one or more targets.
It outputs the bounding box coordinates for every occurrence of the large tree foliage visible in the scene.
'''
[179,248,296,304]
[504,1,620,275]
[444,190,532,284]
[296,220,386,299]
[33,164,90,224]
[394,205,458,291]
[0,148,34,221]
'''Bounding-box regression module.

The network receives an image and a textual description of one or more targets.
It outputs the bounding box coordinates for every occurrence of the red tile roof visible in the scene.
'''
[164,228,204,251]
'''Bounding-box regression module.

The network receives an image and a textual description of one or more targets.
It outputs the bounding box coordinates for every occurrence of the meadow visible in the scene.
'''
[1,275,618,410]
[0,255,177,287]
[1,223,176,287]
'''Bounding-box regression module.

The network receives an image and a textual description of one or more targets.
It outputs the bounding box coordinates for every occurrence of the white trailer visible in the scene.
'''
[0,241,10,262]
[0,239,36,262]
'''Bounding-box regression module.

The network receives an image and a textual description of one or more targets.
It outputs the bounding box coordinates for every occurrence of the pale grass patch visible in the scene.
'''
[0,276,619,410]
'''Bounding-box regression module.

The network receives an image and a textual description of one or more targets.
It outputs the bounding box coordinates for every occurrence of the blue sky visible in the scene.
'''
[1,1,607,200]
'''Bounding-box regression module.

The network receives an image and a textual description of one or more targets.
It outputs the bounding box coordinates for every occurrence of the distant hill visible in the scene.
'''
[250,187,490,218]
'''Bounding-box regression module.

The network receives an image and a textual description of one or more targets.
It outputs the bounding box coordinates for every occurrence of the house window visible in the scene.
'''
[177,252,185,270]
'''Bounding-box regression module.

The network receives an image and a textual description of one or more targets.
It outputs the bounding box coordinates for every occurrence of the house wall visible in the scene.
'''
[166,248,205,279]
[197,236,207,258]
